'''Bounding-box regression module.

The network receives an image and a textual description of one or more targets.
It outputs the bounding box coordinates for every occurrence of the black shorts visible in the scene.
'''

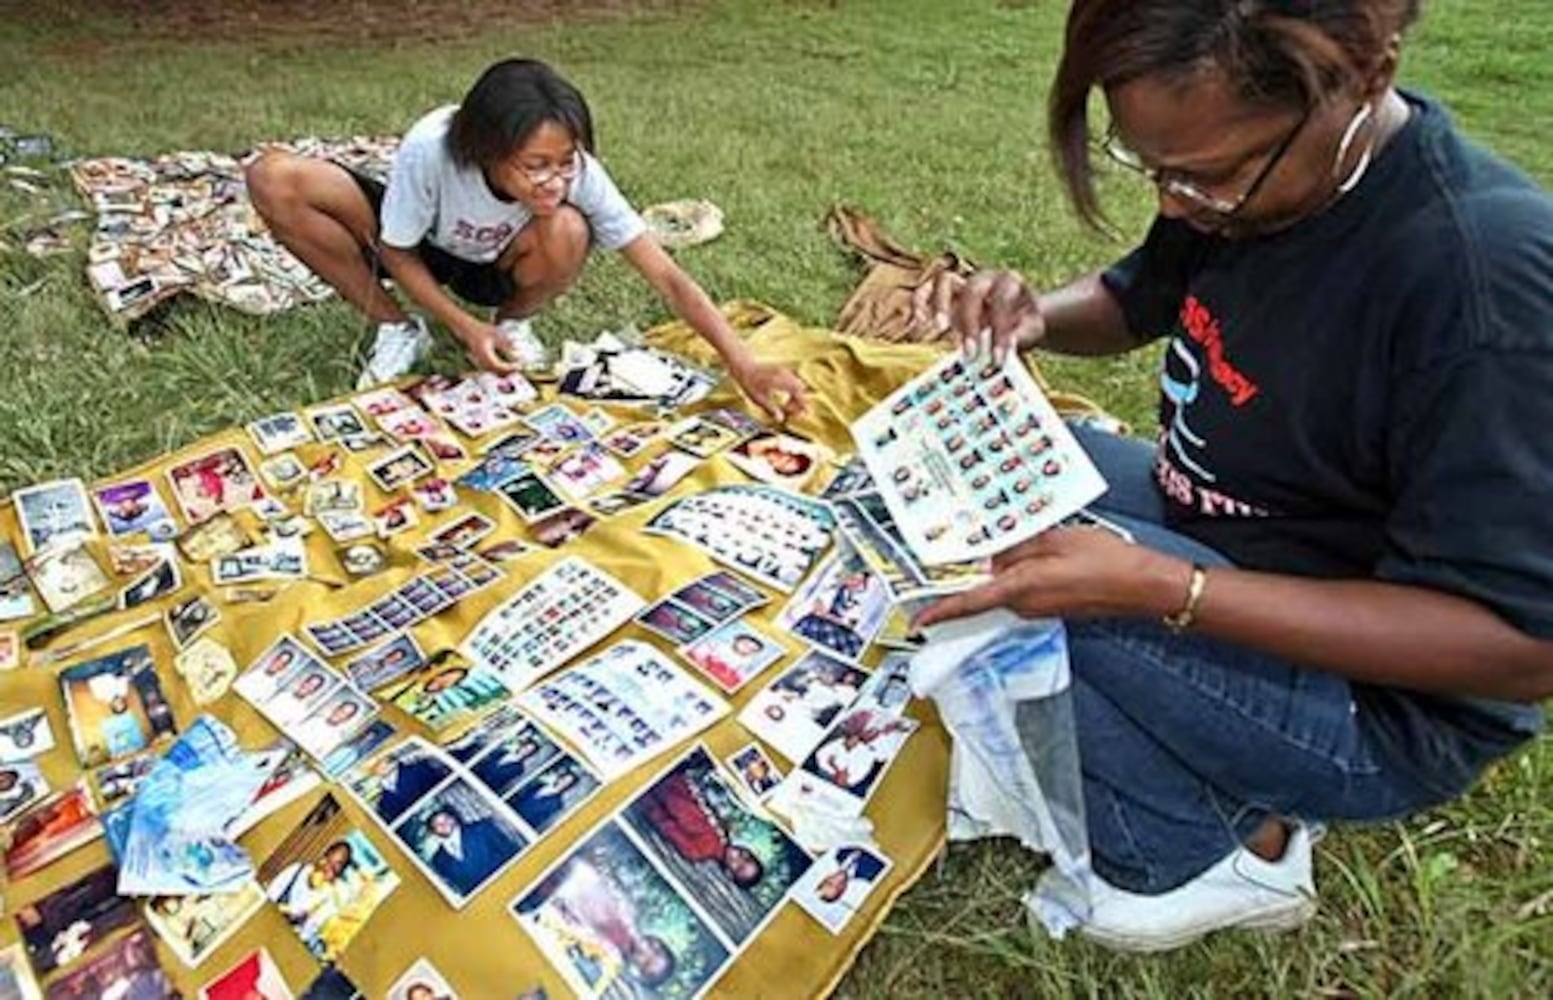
[343,166,516,308]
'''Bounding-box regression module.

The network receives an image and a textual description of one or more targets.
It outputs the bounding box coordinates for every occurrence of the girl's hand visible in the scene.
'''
[731,360,809,424]
[914,526,1191,627]
[460,322,522,375]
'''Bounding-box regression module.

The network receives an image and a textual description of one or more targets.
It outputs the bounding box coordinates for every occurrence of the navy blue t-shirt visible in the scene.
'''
[1102,93,1549,751]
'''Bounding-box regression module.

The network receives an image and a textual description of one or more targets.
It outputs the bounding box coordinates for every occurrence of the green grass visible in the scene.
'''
[3,1,1552,996]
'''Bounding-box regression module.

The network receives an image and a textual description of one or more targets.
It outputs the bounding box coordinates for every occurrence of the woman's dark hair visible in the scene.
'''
[1050,0,1422,227]
[448,58,595,171]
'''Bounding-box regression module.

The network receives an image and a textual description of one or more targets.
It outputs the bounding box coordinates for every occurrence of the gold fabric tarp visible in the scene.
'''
[0,303,978,999]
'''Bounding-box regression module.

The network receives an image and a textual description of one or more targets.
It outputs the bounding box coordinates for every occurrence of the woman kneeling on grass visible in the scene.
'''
[915,0,1553,952]
[246,58,806,422]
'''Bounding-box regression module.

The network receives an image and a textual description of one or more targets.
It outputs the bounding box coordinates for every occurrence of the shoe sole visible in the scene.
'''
[1080,897,1316,954]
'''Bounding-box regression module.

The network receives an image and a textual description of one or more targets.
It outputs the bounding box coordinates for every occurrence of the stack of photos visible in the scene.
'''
[234,636,378,762]
[643,484,836,592]
[736,652,870,764]
[518,641,728,781]
[772,542,892,664]
[511,745,813,1000]
[258,794,400,963]
[39,927,175,1000]
[12,478,97,553]
[850,350,1107,565]
[4,783,102,879]
[59,644,177,769]
[305,553,503,656]
[143,882,266,968]
[555,336,717,409]
[461,557,645,688]
[633,571,769,646]
[828,488,988,600]
[413,370,537,436]
[347,729,598,907]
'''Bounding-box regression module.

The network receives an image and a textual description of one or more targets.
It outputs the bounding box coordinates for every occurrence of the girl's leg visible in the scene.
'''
[495,205,590,321]
[244,153,405,323]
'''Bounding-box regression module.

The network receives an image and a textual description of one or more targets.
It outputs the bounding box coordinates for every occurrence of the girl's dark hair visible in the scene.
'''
[448,58,595,171]
[1050,0,1421,228]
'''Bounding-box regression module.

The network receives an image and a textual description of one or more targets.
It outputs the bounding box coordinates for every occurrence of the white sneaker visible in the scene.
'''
[357,316,432,389]
[1070,822,1318,953]
[496,317,553,373]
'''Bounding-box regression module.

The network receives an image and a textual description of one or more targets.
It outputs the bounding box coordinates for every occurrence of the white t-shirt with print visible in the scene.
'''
[379,105,647,263]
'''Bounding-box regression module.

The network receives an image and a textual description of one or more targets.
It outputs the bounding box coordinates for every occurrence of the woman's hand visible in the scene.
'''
[730,359,809,424]
[914,526,1191,627]
[910,268,1047,363]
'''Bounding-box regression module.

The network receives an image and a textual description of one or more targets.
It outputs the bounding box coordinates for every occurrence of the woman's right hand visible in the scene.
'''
[909,268,1047,363]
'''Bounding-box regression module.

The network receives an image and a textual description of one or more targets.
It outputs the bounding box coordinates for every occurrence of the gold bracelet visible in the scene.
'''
[1162,563,1208,633]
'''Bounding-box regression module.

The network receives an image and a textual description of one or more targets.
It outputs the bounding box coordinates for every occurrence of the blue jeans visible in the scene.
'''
[1066,424,1537,893]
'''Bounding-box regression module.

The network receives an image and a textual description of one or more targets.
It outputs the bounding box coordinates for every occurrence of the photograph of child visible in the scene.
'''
[199,948,291,1000]
[469,723,561,797]
[512,821,730,1000]
[387,958,459,1000]
[393,779,528,905]
[679,621,783,693]
[167,448,265,525]
[292,689,375,761]
[41,928,173,1000]
[736,652,868,764]
[791,844,892,934]
[59,644,177,768]
[235,635,322,705]
[0,761,48,823]
[382,653,512,732]
[775,547,891,663]
[504,756,601,836]
[799,707,919,804]
[622,746,812,945]
[635,600,715,645]
[725,432,833,491]
[262,666,341,728]
[13,478,96,553]
[93,479,175,538]
[346,739,453,824]
[143,882,265,968]
[259,795,399,963]
[727,744,782,801]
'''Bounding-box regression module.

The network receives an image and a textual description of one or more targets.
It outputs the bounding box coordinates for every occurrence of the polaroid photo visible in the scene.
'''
[428,512,496,551]
[372,498,420,538]
[773,544,892,663]
[0,541,37,622]
[736,651,869,763]
[0,760,48,823]
[510,819,731,1000]
[166,447,266,525]
[319,510,374,543]
[345,633,426,693]
[13,478,96,553]
[92,478,175,538]
[119,556,182,609]
[381,654,513,734]
[523,402,595,444]
[390,776,530,908]
[248,412,314,455]
[4,782,101,879]
[529,507,597,548]
[344,737,455,825]
[0,944,40,1000]
[39,928,174,999]
[620,744,814,946]
[726,431,835,493]
[199,948,293,1000]
[258,452,308,492]
[258,793,399,963]
[727,743,784,802]
[387,959,459,1000]
[411,476,458,513]
[174,637,239,706]
[307,402,369,441]
[367,445,435,493]
[666,415,742,458]
[25,541,112,614]
[0,707,54,760]
[59,644,176,768]
[497,472,568,524]
[790,843,894,934]
[547,443,625,501]
[176,512,249,563]
[679,619,784,693]
[144,881,266,969]
[795,706,919,811]
[502,753,602,837]
[16,865,138,974]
